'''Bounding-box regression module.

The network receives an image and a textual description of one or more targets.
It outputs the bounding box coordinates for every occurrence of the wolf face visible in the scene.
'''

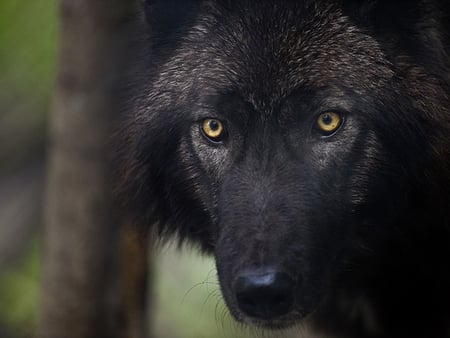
[119,1,450,337]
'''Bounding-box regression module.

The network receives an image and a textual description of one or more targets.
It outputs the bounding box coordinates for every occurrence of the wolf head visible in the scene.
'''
[119,0,450,336]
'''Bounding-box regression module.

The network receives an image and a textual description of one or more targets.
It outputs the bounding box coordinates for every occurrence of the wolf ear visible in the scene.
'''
[142,0,202,44]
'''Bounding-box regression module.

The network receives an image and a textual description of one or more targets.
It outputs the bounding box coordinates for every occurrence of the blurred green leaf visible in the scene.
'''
[0,0,57,172]
[0,239,41,335]
[0,0,57,102]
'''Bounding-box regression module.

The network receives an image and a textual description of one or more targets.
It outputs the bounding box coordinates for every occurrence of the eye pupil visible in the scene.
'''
[209,120,220,131]
[321,113,333,125]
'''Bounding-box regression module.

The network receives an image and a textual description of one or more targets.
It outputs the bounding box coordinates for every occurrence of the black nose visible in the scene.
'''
[234,270,296,319]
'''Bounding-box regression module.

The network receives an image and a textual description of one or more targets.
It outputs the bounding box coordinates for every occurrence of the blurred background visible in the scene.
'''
[0,1,248,337]
[0,0,55,337]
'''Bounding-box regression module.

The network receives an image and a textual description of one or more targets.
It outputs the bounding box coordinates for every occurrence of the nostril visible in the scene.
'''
[234,270,296,319]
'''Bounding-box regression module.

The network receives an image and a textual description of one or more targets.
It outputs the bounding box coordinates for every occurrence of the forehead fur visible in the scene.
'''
[154,0,394,108]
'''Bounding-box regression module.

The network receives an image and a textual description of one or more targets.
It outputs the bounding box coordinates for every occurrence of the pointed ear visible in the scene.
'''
[142,0,202,44]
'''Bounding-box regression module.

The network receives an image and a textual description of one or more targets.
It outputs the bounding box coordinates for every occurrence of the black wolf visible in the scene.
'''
[118,1,450,337]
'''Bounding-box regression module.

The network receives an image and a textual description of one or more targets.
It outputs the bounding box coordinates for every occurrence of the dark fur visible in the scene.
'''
[118,1,450,337]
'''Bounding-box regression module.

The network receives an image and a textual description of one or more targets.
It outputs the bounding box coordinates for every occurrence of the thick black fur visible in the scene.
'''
[118,1,450,337]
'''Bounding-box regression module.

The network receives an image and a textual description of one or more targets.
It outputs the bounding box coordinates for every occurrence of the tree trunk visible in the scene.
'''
[37,1,147,337]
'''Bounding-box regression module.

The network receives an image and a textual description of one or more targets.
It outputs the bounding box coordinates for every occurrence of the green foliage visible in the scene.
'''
[0,0,56,334]
[0,240,41,335]
[0,0,57,102]
[0,0,57,171]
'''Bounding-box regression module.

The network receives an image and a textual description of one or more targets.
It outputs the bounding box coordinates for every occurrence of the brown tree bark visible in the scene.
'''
[37,1,147,338]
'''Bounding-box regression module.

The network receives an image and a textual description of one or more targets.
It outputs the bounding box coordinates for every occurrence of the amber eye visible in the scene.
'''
[316,112,343,135]
[201,118,225,141]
